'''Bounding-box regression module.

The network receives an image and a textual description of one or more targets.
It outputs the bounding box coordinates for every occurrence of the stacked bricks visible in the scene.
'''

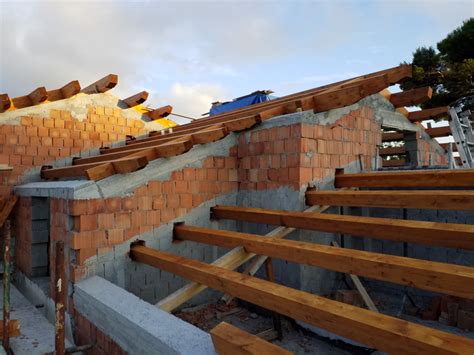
[238,106,380,190]
[0,106,148,198]
[74,311,127,354]
[42,151,239,285]
[416,134,447,166]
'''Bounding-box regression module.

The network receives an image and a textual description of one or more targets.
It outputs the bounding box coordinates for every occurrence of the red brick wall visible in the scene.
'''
[416,135,447,166]
[239,106,380,190]
[0,106,148,198]
[74,310,127,355]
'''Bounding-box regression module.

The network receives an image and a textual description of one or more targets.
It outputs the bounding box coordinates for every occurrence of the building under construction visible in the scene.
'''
[1,64,474,354]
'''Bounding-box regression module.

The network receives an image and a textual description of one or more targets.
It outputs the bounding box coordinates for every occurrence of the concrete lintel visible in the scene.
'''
[14,180,101,199]
[74,276,215,355]
[378,109,419,132]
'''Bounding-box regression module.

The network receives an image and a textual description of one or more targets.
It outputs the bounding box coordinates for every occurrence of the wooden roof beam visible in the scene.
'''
[382,159,406,167]
[130,244,474,354]
[145,105,173,120]
[211,322,292,355]
[174,224,474,299]
[81,74,118,94]
[306,190,474,211]
[47,80,81,101]
[11,87,48,109]
[389,86,433,107]
[335,169,474,188]
[382,132,404,142]
[407,106,449,122]
[425,125,452,138]
[210,205,474,250]
[379,146,406,156]
[123,91,149,108]
[40,155,147,180]
[0,94,11,113]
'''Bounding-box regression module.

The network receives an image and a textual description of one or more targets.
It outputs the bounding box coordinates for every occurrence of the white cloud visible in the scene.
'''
[154,82,230,123]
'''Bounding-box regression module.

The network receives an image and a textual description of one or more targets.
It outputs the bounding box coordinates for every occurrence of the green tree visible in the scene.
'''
[400,18,474,108]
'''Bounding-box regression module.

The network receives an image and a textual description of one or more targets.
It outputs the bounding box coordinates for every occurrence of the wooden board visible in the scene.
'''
[130,244,474,354]
[145,105,173,120]
[0,319,21,339]
[0,93,11,112]
[165,64,411,134]
[407,107,449,122]
[425,126,452,138]
[382,132,404,142]
[81,74,118,94]
[47,80,81,101]
[306,190,474,211]
[335,169,474,188]
[382,159,406,167]
[210,322,292,355]
[157,204,330,312]
[0,196,18,228]
[123,91,149,107]
[210,205,474,250]
[174,224,474,299]
[12,87,48,109]
[379,147,406,156]
[389,87,433,107]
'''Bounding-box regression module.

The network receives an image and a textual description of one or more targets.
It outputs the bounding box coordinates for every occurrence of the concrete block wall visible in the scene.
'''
[0,105,150,198]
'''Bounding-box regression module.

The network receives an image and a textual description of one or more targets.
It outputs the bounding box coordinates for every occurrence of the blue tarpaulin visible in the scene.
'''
[209,91,276,116]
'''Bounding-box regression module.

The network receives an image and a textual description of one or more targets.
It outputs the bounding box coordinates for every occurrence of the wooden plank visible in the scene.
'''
[145,105,173,120]
[168,64,411,134]
[335,169,474,188]
[210,205,474,250]
[157,204,330,312]
[191,126,228,144]
[382,159,406,167]
[389,87,433,107]
[74,138,193,165]
[306,190,474,211]
[0,320,20,339]
[0,94,11,113]
[407,107,449,122]
[0,196,18,228]
[85,156,148,181]
[41,156,148,180]
[331,241,378,313]
[123,91,149,107]
[382,132,404,142]
[47,80,81,101]
[425,126,452,138]
[312,74,390,112]
[379,146,406,156]
[81,74,118,94]
[12,87,47,109]
[174,224,474,299]
[130,244,474,354]
[85,163,115,181]
[210,322,292,355]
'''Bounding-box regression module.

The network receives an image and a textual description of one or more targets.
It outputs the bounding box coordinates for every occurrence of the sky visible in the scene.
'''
[0,0,473,124]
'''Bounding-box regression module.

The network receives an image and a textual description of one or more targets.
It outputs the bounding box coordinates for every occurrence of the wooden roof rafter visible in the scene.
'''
[130,243,474,354]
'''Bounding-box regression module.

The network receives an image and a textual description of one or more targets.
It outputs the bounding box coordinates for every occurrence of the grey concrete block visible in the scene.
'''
[31,243,48,267]
[32,229,49,244]
[74,276,215,355]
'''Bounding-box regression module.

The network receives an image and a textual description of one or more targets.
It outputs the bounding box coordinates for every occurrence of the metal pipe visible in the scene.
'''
[2,220,10,353]
[55,241,66,355]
